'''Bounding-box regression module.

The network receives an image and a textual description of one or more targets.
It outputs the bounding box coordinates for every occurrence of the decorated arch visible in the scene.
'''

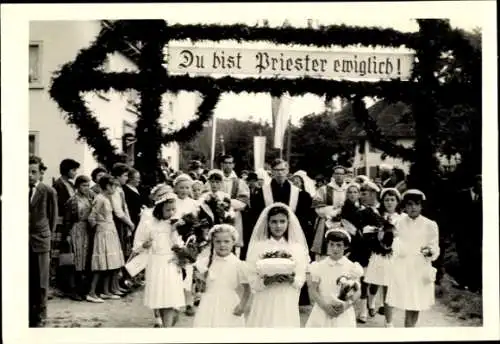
[49,19,479,195]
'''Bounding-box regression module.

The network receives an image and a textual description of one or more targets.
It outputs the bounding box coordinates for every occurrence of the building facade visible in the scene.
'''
[29,20,179,183]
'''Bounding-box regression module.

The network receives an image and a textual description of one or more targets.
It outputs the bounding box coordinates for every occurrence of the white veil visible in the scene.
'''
[292,170,316,196]
[247,202,309,262]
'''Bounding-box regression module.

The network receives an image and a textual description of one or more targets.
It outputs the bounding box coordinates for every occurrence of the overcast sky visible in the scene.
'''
[162,3,484,127]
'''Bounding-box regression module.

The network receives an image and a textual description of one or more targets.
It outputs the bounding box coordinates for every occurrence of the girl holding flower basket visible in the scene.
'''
[131,185,185,327]
[385,190,440,327]
[305,226,363,327]
[246,203,310,327]
[192,224,251,327]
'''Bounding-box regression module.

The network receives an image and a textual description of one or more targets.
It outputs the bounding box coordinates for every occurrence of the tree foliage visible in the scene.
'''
[290,112,355,178]
[179,118,281,172]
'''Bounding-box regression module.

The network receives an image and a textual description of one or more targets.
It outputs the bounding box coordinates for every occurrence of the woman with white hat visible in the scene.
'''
[132,185,186,327]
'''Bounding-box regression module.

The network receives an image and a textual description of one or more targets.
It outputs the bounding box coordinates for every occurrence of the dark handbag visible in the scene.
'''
[58,237,75,266]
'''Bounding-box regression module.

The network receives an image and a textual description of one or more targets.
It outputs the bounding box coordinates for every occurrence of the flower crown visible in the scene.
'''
[207,224,239,242]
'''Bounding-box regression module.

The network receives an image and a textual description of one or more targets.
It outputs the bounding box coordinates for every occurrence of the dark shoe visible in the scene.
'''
[70,293,84,301]
[368,308,376,317]
[378,307,385,315]
[356,317,367,324]
[185,305,195,316]
[153,323,162,328]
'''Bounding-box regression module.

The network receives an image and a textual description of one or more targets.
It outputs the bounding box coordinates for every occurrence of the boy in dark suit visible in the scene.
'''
[29,156,58,327]
[52,158,80,294]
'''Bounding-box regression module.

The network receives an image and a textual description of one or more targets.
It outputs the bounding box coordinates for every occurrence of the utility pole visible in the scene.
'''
[286,119,292,164]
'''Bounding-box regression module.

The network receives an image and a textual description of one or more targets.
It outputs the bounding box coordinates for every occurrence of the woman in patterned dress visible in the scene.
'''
[63,175,93,300]
[86,175,126,303]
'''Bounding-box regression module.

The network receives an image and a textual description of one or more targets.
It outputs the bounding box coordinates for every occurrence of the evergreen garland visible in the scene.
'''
[49,19,475,190]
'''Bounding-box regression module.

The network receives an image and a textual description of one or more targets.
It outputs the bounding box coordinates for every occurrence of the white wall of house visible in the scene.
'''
[353,138,462,178]
[29,20,180,182]
[352,138,413,178]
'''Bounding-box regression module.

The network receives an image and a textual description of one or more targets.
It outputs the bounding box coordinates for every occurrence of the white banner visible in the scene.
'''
[167,46,414,80]
[254,136,267,171]
[273,93,291,149]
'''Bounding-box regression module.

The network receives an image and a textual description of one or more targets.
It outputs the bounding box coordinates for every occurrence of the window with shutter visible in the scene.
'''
[29,131,39,155]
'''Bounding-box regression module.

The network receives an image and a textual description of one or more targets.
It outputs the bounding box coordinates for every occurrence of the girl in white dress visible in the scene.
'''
[365,188,402,319]
[246,203,310,327]
[306,227,363,327]
[173,173,200,317]
[385,189,440,327]
[132,185,185,327]
[193,224,251,327]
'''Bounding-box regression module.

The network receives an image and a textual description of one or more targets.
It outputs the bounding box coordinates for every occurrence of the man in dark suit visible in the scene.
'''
[123,168,146,228]
[454,174,482,292]
[29,156,58,327]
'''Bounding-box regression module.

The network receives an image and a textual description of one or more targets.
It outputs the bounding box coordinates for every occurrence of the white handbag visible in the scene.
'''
[125,251,149,277]
[422,265,437,285]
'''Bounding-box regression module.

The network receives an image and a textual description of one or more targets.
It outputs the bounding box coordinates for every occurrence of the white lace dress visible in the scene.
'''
[386,214,440,311]
[132,210,185,309]
[193,253,248,327]
[246,238,308,328]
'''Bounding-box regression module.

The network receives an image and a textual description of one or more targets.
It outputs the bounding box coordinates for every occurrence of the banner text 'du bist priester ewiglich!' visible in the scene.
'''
[167,46,414,80]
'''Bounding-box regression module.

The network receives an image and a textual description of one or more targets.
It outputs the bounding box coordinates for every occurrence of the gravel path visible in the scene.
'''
[45,287,475,328]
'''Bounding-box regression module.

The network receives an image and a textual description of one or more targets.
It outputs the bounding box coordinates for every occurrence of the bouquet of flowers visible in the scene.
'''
[171,235,198,269]
[362,211,395,256]
[175,213,210,248]
[256,250,296,285]
[336,275,360,301]
[171,193,237,268]
[420,246,434,258]
[202,193,236,226]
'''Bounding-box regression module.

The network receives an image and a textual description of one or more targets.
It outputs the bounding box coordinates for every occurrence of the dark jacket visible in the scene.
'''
[29,183,58,253]
[123,184,146,228]
[52,177,74,217]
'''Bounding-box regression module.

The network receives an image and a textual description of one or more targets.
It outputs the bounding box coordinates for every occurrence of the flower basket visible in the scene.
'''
[256,250,296,281]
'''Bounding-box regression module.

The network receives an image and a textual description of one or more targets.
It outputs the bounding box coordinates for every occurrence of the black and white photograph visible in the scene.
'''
[1,1,499,343]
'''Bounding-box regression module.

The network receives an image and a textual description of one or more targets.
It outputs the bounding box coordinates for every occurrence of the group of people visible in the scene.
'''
[29,155,148,327]
[28,153,479,329]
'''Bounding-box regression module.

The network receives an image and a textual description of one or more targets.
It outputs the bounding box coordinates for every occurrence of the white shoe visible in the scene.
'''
[357,299,368,323]
[385,322,394,328]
